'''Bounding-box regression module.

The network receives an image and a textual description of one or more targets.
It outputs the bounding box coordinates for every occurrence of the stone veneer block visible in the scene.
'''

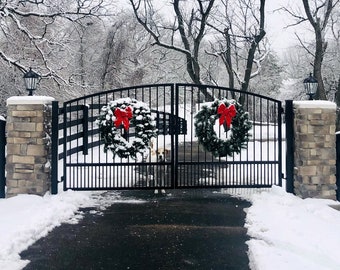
[293,101,337,200]
[5,96,54,197]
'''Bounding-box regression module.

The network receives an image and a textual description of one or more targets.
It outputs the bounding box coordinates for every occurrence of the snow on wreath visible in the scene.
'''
[194,99,252,157]
[96,98,157,159]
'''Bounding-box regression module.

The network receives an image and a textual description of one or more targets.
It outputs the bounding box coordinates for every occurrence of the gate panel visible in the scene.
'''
[61,84,282,191]
[175,84,282,188]
[62,84,175,190]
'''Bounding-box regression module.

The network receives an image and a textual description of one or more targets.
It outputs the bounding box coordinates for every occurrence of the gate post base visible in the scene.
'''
[293,101,337,200]
[6,96,54,198]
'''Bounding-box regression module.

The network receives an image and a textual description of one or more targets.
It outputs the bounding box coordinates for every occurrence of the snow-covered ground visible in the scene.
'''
[1,97,339,269]
[1,185,339,270]
[0,189,146,270]
[226,186,340,270]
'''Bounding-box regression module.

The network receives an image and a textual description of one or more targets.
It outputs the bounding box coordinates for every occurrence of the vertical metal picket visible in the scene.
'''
[336,133,340,201]
[82,105,89,156]
[51,101,59,195]
[277,102,284,187]
[285,100,295,194]
[0,119,6,198]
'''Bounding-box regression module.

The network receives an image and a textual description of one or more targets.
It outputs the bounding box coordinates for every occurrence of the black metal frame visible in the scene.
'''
[336,133,340,201]
[0,119,6,198]
[285,100,295,194]
[51,84,283,192]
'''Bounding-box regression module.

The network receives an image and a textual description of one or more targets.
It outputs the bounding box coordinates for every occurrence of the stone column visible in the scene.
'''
[293,101,337,200]
[6,96,54,197]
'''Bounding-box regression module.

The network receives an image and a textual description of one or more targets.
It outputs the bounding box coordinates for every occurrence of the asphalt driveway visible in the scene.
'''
[21,189,251,270]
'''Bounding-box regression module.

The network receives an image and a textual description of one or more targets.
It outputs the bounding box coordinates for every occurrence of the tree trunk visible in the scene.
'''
[223,28,236,99]
[301,0,334,100]
[238,0,266,105]
[313,28,327,100]
[335,77,340,131]
[239,29,266,105]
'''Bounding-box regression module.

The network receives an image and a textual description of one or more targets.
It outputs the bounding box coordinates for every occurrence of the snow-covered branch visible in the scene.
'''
[0,0,107,84]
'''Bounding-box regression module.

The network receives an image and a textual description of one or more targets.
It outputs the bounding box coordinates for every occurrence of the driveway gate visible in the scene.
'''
[52,84,283,191]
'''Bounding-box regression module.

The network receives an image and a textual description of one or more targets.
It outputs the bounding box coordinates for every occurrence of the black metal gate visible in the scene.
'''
[52,84,283,191]
[0,119,6,198]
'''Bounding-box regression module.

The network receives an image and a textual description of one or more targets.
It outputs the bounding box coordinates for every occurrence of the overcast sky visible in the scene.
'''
[265,0,312,56]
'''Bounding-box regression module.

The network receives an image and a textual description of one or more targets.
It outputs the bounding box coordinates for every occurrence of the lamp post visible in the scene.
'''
[23,68,40,96]
[303,73,318,100]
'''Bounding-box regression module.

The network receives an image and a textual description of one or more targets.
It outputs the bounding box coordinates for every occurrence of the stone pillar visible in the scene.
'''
[293,101,337,200]
[6,96,54,197]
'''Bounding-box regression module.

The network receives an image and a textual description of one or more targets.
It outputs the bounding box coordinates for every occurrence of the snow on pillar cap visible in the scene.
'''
[294,100,336,109]
[7,96,55,105]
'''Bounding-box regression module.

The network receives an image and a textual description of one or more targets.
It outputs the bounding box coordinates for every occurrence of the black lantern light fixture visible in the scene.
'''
[303,73,318,100]
[23,68,40,96]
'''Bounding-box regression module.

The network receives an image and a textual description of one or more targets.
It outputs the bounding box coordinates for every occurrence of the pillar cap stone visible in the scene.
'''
[294,101,336,109]
[7,96,55,105]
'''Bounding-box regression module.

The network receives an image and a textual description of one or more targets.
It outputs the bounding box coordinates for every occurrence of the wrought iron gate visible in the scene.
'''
[0,119,6,198]
[53,84,283,191]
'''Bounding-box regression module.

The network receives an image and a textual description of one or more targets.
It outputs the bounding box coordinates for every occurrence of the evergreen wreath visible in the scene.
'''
[194,99,252,157]
[96,97,157,159]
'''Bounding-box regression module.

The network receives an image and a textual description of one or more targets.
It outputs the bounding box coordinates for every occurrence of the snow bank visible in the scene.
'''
[0,191,94,269]
[243,186,340,270]
[0,190,145,270]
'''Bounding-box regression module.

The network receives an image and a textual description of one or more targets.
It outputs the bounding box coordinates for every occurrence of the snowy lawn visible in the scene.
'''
[1,186,340,269]
[227,186,340,270]
[0,189,145,270]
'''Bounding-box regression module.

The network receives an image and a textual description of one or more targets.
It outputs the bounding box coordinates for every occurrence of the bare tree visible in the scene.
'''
[207,0,267,99]
[281,0,340,100]
[130,0,215,100]
[328,8,340,102]
[249,52,283,97]
[99,13,184,90]
[0,0,112,113]
[0,0,108,87]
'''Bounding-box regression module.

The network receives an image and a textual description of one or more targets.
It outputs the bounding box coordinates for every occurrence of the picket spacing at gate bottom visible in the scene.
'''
[52,84,283,192]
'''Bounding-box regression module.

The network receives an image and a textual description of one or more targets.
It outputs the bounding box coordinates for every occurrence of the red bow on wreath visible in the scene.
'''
[114,106,133,130]
[217,103,237,128]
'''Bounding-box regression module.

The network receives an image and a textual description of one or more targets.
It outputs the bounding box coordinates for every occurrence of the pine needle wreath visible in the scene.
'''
[194,99,252,157]
[96,98,157,159]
